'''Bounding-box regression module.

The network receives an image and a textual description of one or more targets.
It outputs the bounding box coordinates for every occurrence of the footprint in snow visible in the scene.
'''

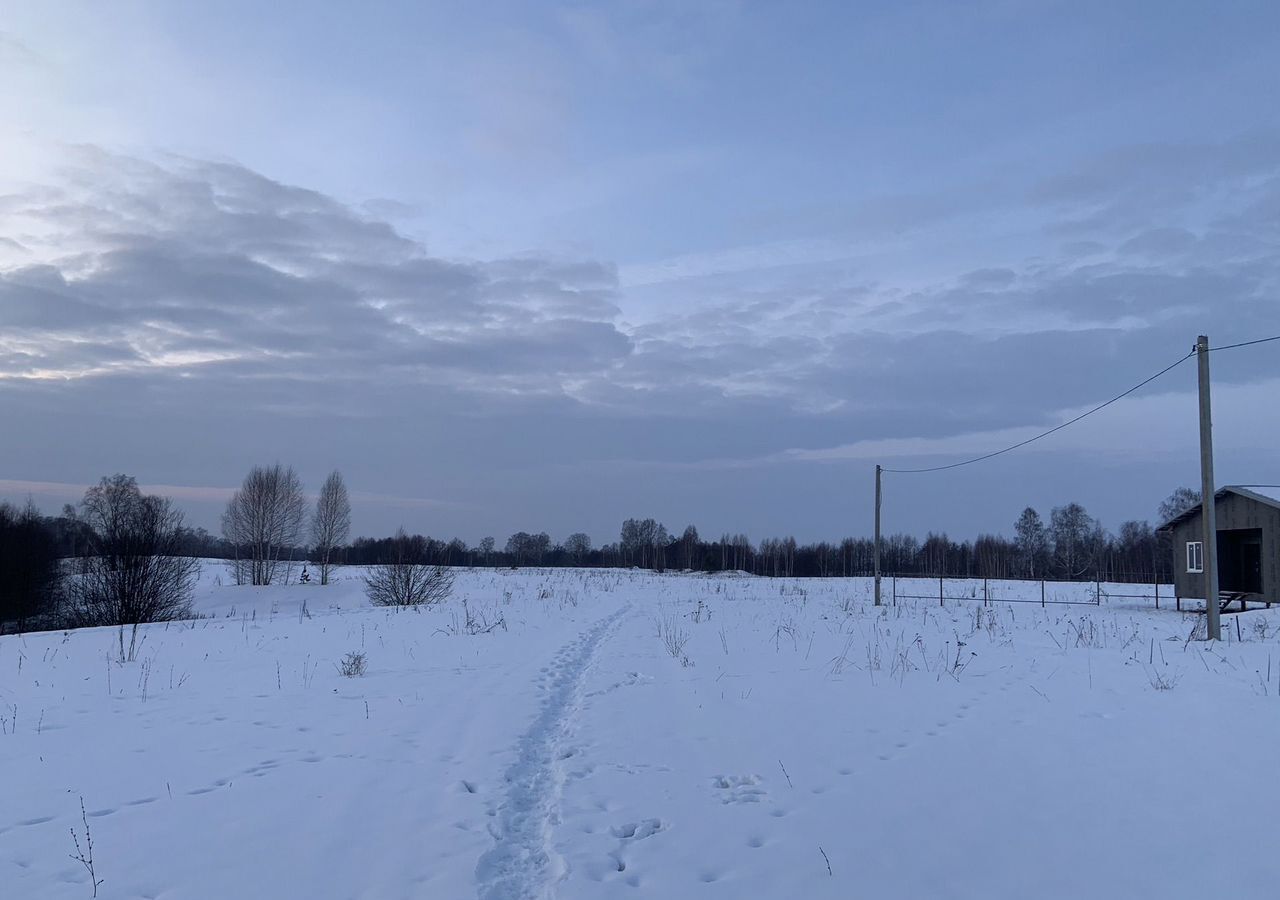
[713,774,766,804]
[612,818,665,840]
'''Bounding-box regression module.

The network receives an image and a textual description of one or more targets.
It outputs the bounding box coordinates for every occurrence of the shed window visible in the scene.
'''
[1186,541,1204,574]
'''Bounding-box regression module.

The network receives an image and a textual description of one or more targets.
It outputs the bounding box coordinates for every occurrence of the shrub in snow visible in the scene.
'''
[337,651,368,677]
[654,614,693,667]
[65,475,197,661]
[364,529,454,607]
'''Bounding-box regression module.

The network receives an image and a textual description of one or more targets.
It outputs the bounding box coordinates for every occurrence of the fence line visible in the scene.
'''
[885,574,1175,609]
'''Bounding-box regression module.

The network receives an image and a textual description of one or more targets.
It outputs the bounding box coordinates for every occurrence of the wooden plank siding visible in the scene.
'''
[1170,490,1280,604]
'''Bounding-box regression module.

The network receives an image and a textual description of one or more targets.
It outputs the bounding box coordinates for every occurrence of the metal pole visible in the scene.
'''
[1197,335,1221,641]
[874,465,883,606]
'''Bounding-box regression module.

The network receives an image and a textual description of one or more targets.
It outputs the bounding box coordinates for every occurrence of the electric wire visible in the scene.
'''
[879,333,1278,475]
[1206,334,1280,352]
[881,351,1196,474]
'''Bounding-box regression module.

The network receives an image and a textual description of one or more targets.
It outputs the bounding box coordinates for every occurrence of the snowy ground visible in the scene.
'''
[4,564,1280,899]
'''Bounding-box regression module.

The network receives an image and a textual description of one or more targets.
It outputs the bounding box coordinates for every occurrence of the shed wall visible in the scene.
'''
[1170,493,1280,603]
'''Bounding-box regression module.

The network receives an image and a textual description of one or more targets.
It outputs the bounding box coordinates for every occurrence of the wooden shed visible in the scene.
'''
[1161,486,1280,606]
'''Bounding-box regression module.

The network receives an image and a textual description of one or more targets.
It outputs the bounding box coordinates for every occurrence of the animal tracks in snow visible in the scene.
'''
[712,773,767,804]
[611,818,665,840]
[585,818,667,887]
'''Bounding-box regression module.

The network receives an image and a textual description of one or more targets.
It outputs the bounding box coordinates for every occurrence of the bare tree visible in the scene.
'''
[444,538,467,566]
[68,475,198,660]
[505,531,551,567]
[0,500,62,632]
[564,532,592,565]
[680,524,699,570]
[222,464,306,585]
[311,470,351,586]
[620,518,669,569]
[1158,486,1201,523]
[1014,507,1049,578]
[505,532,531,567]
[364,529,454,606]
[1049,503,1101,579]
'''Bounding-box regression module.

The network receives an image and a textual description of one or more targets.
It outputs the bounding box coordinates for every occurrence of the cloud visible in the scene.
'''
[1,138,1277,541]
[0,150,631,397]
[5,142,1275,434]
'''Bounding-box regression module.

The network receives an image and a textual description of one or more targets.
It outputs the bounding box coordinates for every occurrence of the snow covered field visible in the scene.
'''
[4,564,1280,899]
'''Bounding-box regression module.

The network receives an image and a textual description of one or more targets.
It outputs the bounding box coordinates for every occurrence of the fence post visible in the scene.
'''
[892,575,897,606]
[1095,578,1101,606]
[1041,580,1045,608]
[1176,592,1181,612]
[939,576,944,607]
[984,578,989,606]
[1154,578,1159,610]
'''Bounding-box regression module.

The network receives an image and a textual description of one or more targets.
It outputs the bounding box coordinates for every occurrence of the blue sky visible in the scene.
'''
[1,1,1279,544]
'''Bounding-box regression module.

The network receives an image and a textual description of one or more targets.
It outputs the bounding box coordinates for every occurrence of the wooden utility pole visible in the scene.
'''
[1197,335,1221,641]
[874,465,883,606]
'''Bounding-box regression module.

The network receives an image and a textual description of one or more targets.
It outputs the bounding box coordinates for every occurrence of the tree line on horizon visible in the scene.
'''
[3,461,1203,634]
[0,465,356,637]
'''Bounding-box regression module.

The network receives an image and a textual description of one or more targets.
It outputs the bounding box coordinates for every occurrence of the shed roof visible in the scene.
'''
[1243,486,1280,505]
[1160,486,1280,530]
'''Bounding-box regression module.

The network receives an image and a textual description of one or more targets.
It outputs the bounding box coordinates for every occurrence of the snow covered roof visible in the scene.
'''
[1159,485,1280,530]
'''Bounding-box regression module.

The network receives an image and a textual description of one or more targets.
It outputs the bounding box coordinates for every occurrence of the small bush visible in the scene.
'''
[364,529,454,607]
[654,614,693,667]
[337,651,367,677]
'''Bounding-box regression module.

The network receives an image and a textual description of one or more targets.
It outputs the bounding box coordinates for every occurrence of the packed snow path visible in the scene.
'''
[475,605,631,900]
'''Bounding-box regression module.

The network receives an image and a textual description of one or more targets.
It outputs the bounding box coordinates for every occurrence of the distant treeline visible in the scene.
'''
[341,501,1177,584]
[5,472,1197,632]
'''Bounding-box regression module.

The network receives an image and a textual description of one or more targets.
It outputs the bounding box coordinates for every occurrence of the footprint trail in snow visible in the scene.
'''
[475,605,631,900]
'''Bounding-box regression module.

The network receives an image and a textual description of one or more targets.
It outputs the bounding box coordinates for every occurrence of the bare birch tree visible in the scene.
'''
[1049,502,1100,580]
[1014,507,1049,578]
[222,464,306,585]
[311,470,351,585]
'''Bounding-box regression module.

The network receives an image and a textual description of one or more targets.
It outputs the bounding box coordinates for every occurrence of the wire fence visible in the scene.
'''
[885,575,1177,609]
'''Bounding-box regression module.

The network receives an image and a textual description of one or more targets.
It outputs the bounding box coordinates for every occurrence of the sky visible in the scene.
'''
[1,0,1279,546]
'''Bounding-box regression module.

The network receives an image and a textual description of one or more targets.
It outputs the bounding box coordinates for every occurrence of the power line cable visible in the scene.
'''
[1207,334,1280,352]
[879,333,1277,476]
[881,350,1196,475]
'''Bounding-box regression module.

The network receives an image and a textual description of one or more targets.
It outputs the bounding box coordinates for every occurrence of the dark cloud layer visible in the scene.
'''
[2,142,1278,541]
